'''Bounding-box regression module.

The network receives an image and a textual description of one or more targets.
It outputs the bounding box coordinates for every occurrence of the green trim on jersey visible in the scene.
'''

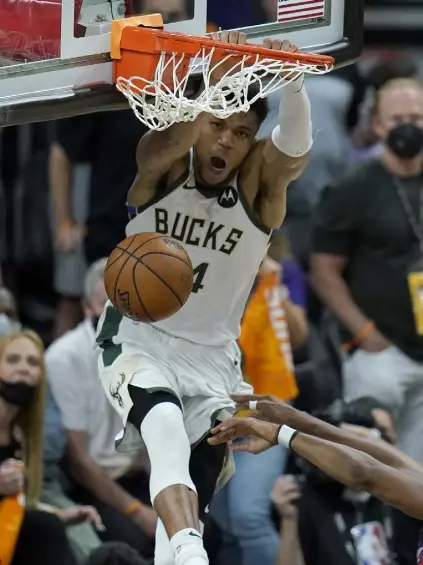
[96,305,123,367]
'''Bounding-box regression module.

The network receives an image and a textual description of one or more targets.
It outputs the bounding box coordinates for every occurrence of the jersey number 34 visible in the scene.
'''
[192,263,209,294]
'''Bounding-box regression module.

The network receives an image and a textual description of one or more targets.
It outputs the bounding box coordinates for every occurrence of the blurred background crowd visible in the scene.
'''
[1,0,423,564]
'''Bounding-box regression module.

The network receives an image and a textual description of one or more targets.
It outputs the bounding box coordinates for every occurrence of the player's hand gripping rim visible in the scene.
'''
[209,31,300,83]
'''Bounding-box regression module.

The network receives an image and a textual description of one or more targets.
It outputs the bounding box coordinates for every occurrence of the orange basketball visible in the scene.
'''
[104,233,193,322]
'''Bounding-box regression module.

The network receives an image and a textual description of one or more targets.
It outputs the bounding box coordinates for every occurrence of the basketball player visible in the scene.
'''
[96,30,312,565]
[208,395,423,520]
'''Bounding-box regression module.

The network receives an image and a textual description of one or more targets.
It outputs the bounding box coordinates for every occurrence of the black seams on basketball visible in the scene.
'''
[104,232,194,322]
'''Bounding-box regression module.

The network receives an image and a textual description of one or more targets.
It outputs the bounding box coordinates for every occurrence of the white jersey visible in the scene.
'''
[121,152,271,346]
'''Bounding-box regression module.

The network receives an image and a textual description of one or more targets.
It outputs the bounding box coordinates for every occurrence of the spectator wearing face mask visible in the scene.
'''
[46,259,156,560]
[0,330,102,565]
[311,78,423,565]
[0,286,99,561]
[348,58,419,165]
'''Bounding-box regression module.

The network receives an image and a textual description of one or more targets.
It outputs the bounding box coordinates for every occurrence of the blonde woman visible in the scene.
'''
[0,331,101,565]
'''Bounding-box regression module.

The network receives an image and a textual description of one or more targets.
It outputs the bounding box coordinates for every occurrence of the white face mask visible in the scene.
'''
[0,313,21,336]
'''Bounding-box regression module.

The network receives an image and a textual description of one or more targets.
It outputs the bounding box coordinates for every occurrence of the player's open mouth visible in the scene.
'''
[210,156,226,172]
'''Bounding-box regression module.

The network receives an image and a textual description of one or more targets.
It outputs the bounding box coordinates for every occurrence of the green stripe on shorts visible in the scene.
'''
[96,305,123,367]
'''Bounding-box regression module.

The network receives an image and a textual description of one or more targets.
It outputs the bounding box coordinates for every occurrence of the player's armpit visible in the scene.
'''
[257,176,291,229]
[127,113,208,208]
[257,143,309,229]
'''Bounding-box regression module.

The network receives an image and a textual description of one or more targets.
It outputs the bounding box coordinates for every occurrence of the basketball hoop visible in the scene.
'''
[112,19,334,131]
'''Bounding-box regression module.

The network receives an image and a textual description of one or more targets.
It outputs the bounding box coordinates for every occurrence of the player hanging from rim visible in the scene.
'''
[96,31,312,565]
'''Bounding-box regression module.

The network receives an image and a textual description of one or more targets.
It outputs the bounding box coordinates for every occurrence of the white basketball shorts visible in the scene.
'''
[97,319,252,452]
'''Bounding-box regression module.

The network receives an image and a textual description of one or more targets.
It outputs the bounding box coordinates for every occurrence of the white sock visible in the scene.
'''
[170,528,208,565]
[155,519,173,565]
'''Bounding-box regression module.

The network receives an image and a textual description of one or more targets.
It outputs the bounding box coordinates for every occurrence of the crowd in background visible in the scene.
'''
[1,2,423,564]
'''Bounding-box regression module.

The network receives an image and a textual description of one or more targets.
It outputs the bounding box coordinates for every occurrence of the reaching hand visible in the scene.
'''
[57,505,104,531]
[208,416,279,454]
[271,476,301,520]
[0,459,24,496]
[231,394,296,426]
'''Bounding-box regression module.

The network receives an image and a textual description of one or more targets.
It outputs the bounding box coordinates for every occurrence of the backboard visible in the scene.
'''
[0,0,364,127]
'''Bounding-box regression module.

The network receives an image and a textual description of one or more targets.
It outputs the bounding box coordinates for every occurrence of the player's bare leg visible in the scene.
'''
[154,486,200,535]
[132,392,208,565]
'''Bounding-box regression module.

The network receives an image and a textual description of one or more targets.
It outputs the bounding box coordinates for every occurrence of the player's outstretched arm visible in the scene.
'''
[208,417,423,520]
[290,433,423,520]
[258,42,313,228]
[232,395,422,474]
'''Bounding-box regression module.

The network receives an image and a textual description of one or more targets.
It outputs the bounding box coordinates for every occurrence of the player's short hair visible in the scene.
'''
[84,257,107,303]
[246,83,269,127]
[85,542,149,565]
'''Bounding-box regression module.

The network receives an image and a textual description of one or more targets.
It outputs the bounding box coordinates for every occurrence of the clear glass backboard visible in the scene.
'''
[0,0,364,126]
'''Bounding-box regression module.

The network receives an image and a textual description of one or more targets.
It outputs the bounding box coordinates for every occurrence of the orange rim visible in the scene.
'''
[113,25,335,68]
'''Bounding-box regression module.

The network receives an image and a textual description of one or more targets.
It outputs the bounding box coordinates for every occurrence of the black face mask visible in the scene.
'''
[386,123,423,159]
[0,381,36,408]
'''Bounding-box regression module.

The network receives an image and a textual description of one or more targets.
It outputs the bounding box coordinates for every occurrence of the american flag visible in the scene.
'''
[277,0,326,23]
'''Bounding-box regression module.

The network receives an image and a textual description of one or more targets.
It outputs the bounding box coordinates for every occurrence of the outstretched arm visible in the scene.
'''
[127,114,207,208]
[290,433,423,520]
[232,396,421,473]
[209,417,423,520]
[259,43,312,228]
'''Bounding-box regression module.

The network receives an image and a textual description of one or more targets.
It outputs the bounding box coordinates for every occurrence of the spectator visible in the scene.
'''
[0,284,102,561]
[268,232,308,358]
[0,330,101,565]
[49,111,148,337]
[210,250,306,565]
[85,542,149,565]
[207,0,269,31]
[0,286,20,337]
[349,57,419,165]
[134,0,192,22]
[42,381,102,562]
[311,78,423,565]
[47,259,156,559]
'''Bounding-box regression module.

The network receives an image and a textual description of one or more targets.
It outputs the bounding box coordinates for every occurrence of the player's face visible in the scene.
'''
[194,112,258,185]
[374,86,423,138]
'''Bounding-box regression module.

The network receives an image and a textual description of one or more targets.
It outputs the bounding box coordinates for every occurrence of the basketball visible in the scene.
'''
[104,233,193,322]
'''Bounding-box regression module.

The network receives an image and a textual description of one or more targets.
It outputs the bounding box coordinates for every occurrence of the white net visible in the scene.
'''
[116,46,332,131]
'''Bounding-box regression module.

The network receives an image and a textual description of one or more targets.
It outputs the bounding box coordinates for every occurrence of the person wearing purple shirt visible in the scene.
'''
[282,257,307,309]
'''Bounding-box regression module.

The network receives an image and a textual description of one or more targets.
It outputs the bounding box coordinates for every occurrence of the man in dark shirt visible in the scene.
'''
[311,78,423,460]
[50,111,148,335]
[311,78,423,565]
